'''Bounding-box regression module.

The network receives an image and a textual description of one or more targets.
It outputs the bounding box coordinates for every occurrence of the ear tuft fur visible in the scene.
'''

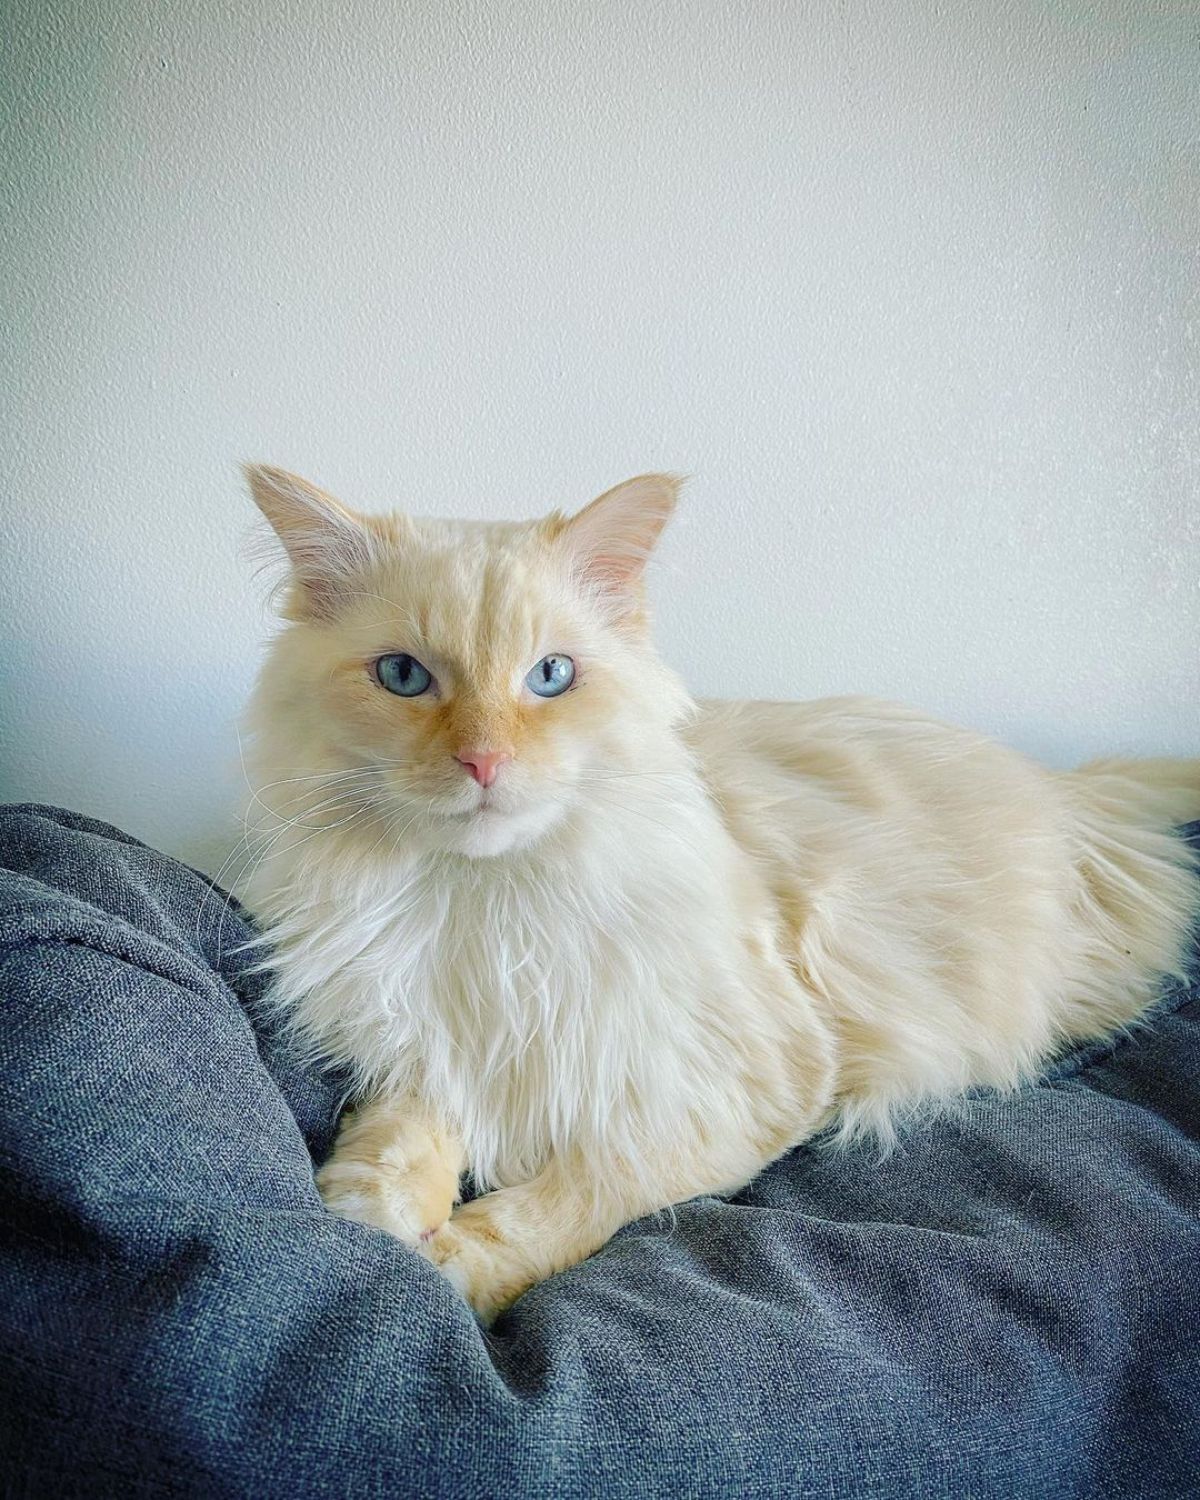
[244,464,375,619]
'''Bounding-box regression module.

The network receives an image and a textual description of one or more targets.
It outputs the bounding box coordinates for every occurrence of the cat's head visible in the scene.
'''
[245,465,690,858]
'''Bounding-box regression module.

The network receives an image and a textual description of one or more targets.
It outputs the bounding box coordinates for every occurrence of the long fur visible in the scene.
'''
[238,464,1199,1316]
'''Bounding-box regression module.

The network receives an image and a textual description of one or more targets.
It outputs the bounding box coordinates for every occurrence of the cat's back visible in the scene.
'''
[686,693,1055,835]
[684,693,1069,1003]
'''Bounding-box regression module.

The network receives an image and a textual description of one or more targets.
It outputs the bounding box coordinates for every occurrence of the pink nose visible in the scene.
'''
[455,748,512,788]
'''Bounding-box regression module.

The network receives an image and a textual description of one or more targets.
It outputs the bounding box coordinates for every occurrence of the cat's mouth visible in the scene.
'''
[432,786,567,857]
[448,794,501,818]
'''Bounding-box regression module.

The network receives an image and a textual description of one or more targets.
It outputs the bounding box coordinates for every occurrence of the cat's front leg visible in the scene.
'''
[317,1093,465,1247]
[419,1158,619,1322]
[421,1151,747,1324]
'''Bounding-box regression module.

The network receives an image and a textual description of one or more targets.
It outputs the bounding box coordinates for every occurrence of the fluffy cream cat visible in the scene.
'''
[240,464,1199,1322]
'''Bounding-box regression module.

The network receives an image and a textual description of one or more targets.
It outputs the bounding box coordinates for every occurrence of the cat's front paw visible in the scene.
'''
[421,1209,536,1323]
[317,1156,457,1247]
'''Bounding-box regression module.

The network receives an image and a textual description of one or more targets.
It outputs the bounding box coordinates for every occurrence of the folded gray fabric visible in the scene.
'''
[0,803,1197,1498]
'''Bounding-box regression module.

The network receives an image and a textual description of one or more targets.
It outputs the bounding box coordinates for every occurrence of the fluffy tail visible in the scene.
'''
[1055,757,1200,1041]
[1075,756,1200,828]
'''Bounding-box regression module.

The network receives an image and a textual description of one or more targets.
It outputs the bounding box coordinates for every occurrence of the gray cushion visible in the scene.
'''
[1,803,1197,1498]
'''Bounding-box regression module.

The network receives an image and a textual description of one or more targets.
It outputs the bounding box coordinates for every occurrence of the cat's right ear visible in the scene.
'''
[244,464,374,619]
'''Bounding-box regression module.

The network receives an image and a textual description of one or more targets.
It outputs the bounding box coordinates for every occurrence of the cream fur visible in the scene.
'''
[237,465,1199,1321]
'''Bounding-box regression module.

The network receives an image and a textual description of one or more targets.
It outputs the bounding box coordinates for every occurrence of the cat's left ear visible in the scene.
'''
[245,464,375,619]
[556,473,682,602]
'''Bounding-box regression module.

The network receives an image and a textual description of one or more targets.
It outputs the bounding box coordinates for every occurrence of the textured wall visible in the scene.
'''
[2,0,1197,870]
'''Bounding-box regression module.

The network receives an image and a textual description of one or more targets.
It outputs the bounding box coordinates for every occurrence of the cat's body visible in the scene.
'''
[241,466,1198,1320]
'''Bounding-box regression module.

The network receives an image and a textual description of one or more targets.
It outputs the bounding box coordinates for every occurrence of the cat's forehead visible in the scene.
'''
[355,513,578,664]
[406,514,534,550]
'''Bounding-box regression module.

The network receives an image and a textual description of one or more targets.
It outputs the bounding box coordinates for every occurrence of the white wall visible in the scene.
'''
[2,0,1197,872]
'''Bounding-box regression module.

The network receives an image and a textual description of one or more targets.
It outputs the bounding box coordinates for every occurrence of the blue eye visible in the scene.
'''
[526,654,575,698]
[375,653,433,697]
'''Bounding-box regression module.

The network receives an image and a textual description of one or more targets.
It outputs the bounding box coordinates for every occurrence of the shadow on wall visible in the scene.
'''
[0,634,249,876]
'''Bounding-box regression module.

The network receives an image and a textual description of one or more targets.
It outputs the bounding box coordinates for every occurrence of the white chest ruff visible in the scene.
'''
[262,846,721,1189]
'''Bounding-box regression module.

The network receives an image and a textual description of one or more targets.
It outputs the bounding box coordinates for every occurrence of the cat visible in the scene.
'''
[239,463,1200,1323]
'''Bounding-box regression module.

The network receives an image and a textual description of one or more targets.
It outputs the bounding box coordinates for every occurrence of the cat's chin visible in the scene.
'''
[433,801,565,859]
